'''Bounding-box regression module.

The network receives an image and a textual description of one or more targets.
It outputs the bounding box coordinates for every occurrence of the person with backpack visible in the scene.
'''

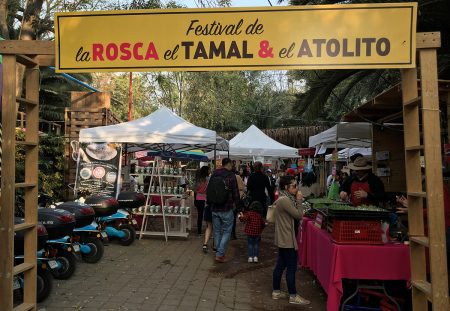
[238,201,265,263]
[207,158,240,263]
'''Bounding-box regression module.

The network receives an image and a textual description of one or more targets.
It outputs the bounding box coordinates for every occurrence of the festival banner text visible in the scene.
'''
[54,3,417,72]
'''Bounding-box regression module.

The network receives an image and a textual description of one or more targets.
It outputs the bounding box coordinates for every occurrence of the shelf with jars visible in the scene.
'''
[136,157,191,241]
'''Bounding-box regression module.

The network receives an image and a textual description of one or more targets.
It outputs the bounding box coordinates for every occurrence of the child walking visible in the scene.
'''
[239,201,265,263]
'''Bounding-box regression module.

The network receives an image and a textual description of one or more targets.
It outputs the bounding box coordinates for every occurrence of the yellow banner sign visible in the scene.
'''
[54,3,417,73]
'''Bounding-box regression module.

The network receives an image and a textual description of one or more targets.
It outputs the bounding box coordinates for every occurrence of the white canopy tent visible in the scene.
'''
[308,122,372,154]
[79,106,229,152]
[78,107,229,242]
[325,148,372,162]
[207,124,299,160]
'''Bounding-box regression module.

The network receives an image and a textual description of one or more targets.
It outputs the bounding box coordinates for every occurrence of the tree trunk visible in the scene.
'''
[0,0,10,39]
[16,0,44,98]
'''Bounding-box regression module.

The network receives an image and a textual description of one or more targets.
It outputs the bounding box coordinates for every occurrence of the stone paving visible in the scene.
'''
[37,237,254,311]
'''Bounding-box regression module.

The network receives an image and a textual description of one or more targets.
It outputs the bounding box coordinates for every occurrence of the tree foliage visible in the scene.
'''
[285,0,450,121]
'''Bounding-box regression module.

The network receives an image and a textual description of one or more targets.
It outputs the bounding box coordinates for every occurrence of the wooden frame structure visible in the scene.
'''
[0,32,448,310]
[0,41,54,311]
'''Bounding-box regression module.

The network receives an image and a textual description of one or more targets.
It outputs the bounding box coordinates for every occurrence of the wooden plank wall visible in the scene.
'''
[372,125,406,193]
[63,92,120,200]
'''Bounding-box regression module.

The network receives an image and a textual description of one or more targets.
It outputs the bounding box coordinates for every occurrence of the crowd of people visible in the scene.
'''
[188,149,450,306]
[192,158,311,305]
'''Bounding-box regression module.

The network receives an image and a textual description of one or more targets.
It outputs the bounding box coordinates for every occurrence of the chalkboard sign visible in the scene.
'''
[75,142,122,198]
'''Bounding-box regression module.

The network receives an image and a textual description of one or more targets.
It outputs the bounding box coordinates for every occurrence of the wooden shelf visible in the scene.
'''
[17,97,38,107]
[410,236,429,247]
[403,96,421,108]
[146,193,183,197]
[407,191,427,198]
[15,141,38,146]
[412,280,432,297]
[14,223,35,232]
[16,54,38,68]
[133,212,190,218]
[140,231,189,238]
[15,182,37,188]
[405,145,424,151]
[13,303,35,311]
[13,263,35,276]
[130,173,184,178]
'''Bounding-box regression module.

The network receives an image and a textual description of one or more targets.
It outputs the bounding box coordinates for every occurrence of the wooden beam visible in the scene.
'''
[419,48,449,310]
[0,55,17,311]
[401,67,427,311]
[0,40,54,55]
[376,111,403,123]
[23,67,39,305]
[35,55,56,67]
[447,91,450,144]
[416,32,441,49]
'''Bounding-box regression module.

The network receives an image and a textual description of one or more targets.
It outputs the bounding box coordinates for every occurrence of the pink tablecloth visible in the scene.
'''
[298,217,411,311]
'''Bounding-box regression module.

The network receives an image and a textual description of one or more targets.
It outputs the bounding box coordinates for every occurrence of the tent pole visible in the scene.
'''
[213,144,217,169]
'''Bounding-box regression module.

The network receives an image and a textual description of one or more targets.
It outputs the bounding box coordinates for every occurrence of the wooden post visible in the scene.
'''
[401,67,428,311]
[23,67,39,305]
[447,91,450,144]
[419,47,449,310]
[0,55,17,311]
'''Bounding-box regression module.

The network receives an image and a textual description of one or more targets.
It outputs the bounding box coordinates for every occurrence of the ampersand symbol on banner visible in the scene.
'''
[258,40,274,58]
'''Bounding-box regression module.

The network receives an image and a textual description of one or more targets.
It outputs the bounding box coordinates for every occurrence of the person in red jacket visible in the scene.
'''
[239,201,266,263]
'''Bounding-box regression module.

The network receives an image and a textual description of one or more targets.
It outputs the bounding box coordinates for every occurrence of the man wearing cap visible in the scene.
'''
[339,157,386,206]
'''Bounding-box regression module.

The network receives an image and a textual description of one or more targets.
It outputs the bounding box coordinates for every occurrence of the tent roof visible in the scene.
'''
[308,122,372,149]
[79,106,228,152]
[209,125,299,159]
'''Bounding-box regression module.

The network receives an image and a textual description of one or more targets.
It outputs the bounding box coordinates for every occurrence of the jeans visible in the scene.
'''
[273,248,298,295]
[247,235,261,257]
[212,209,234,257]
[194,199,205,234]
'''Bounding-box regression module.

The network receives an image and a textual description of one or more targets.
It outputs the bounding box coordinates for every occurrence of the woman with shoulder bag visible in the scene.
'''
[271,175,310,305]
[194,166,210,236]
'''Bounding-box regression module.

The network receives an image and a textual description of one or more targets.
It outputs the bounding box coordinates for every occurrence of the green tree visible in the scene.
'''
[284,0,450,121]
[92,72,157,121]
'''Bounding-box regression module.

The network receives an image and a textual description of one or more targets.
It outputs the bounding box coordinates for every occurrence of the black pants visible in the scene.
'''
[273,248,298,295]
[194,200,205,234]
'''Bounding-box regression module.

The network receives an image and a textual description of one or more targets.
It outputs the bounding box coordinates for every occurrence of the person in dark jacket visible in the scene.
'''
[339,157,386,206]
[208,158,240,263]
[247,161,275,217]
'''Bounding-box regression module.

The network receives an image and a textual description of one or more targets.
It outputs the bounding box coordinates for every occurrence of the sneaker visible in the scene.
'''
[272,291,288,300]
[202,244,208,253]
[289,294,310,305]
[248,257,253,263]
[253,256,258,263]
[215,256,225,263]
